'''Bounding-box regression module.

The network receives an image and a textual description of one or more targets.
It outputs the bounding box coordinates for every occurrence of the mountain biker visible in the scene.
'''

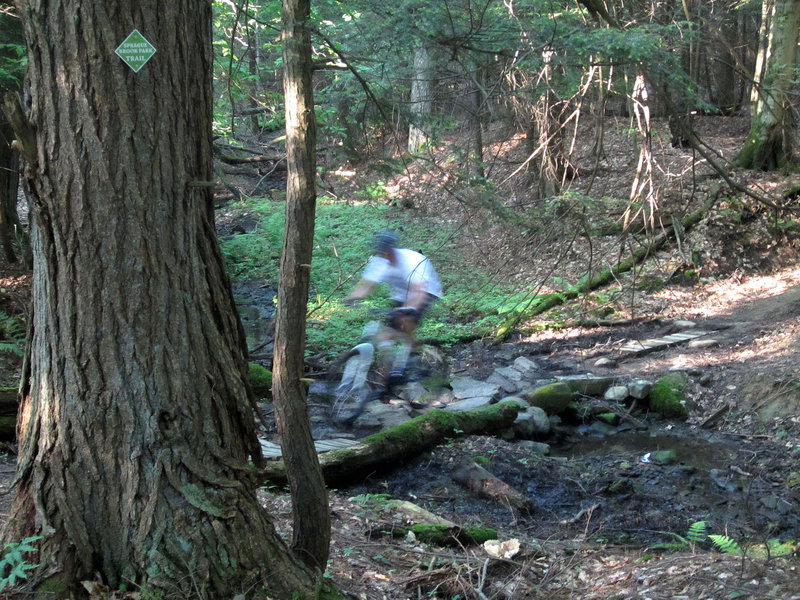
[344,230,442,385]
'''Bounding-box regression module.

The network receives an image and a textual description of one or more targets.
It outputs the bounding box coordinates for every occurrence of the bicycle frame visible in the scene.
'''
[332,319,412,423]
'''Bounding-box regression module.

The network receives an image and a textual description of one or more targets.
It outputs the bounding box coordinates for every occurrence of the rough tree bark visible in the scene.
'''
[272,0,331,572]
[2,2,332,597]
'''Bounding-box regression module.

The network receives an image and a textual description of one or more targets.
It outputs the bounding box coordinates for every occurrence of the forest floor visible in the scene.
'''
[1,115,800,598]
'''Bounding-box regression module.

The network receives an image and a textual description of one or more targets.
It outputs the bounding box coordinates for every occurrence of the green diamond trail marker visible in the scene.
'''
[115,30,156,73]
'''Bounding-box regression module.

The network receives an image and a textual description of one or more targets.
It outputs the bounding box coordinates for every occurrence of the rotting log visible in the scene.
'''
[260,401,522,486]
[494,187,724,342]
[452,459,534,511]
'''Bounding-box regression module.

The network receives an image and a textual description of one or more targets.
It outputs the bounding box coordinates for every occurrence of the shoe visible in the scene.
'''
[387,370,406,387]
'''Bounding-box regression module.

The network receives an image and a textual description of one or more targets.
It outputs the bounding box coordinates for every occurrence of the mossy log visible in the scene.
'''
[260,401,521,486]
[494,190,722,342]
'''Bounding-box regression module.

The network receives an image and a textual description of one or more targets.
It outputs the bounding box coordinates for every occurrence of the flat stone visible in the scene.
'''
[487,370,519,394]
[366,401,413,429]
[450,377,502,401]
[557,374,614,396]
[445,396,496,412]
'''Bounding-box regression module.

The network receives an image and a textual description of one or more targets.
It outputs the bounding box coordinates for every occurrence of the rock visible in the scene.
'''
[604,385,629,402]
[514,406,551,438]
[628,379,653,400]
[513,356,540,378]
[399,381,430,404]
[487,370,519,394]
[594,357,617,368]
[672,320,697,329]
[365,401,412,429]
[450,377,502,402]
[579,421,618,437]
[517,440,551,455]
[523,382,573,415]
[649,449,677,465]
[556,374,614,396]
[649,372,689,418]
[688,338,719,349]
[495,366,526,383]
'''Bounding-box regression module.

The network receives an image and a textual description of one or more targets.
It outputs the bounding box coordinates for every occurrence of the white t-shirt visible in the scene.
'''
[361,248,442,303]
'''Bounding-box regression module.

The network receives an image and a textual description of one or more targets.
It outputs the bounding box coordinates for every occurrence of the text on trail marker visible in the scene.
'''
[115,30,156,73]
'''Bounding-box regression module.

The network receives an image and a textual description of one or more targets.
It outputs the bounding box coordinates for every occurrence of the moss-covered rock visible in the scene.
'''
[523,382,572,415]
[248,363,272,399]
[649,372,689,418]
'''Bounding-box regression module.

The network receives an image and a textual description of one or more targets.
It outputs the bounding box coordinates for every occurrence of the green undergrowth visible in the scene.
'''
[219,196,522,356]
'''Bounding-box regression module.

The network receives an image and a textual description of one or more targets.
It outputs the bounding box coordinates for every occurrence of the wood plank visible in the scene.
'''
[260,438,359,459]
[619,330,714,356]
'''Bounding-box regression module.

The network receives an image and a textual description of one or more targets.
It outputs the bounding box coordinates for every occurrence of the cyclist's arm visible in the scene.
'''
[345,278,377,304]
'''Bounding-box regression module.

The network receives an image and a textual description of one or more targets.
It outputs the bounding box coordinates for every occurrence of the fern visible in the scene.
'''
[687,520,707,546]
[0,536,41,591]
[709,534,742,555]
[0,311,25,357]
[648,520,709,553]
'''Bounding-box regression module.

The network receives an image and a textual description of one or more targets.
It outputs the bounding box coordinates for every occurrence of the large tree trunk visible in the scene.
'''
[273,0,331,572]
[736,0,800,170]
[2,2,326,597]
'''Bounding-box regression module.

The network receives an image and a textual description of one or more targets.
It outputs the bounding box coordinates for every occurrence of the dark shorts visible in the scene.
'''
[389,293,437,328]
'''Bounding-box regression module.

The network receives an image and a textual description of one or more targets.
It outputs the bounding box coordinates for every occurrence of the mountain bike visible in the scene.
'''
[329,308,447,426]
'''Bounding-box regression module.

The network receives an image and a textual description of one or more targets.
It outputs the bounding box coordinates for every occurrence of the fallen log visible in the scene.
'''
[260,401,521,486]
[494,186,724,342]
[452,460,534,512]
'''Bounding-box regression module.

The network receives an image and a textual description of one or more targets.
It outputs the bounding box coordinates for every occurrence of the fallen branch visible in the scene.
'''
[452,460,534,511]
[494,186,724,342]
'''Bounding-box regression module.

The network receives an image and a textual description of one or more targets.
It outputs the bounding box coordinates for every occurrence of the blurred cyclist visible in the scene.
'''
[345,230,442,384]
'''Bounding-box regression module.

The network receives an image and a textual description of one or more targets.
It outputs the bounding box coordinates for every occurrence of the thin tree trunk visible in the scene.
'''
[273,0,331,571]
[0,108,20,263]
[408,45,433,153]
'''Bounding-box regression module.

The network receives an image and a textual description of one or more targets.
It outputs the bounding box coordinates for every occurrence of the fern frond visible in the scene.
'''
[687,520,707,544]
[709,534,742,555]
[0,342,23,357]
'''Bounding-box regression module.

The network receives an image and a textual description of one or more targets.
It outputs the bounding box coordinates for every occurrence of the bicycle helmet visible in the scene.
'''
[374,230,397,254]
